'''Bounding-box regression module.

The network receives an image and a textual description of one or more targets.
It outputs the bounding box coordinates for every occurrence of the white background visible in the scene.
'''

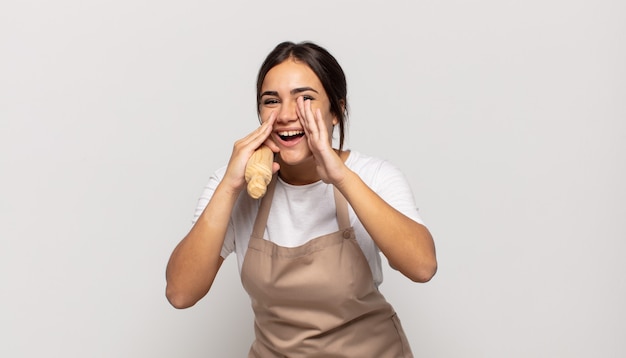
[1,0,624,357]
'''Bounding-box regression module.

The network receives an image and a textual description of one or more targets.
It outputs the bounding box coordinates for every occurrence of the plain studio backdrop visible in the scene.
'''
[1,0,624,357]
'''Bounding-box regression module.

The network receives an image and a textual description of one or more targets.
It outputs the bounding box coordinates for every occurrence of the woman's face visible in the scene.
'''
[259,58,337,166]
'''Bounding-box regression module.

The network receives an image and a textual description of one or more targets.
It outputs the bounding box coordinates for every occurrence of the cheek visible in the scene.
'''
[327,108,338,126]
[258,108,272,123]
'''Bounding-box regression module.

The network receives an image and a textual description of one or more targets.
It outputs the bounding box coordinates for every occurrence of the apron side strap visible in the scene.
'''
[333,186,350,230]
[251,174,278,238]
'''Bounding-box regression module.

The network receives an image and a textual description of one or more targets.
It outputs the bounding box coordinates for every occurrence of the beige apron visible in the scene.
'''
[241,177,414,358]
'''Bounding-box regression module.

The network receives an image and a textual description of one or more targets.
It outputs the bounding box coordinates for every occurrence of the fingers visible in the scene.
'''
[297,96,327,144]
[261,111,280,152]
[257,111,276,142]
[263,137,280,153]
[296,96,307,131]
[223,112,278,190]
[238,111,276,149]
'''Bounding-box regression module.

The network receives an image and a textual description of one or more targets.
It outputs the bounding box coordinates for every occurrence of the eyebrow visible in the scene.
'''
[260,87,319,97]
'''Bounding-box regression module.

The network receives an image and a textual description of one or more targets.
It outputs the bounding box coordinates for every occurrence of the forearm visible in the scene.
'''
[165,182,240,308]
[336,170,437,283]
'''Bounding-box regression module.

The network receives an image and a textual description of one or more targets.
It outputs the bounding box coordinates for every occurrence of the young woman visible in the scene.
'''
[166,41,437,357]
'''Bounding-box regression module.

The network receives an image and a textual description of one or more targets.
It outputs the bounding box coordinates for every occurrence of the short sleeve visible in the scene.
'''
[372,160,425,226]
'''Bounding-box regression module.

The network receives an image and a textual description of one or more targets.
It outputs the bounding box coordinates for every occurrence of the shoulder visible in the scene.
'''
[193,165,258,224]
[345,150,424,223]
[345,150,403,173]
[344,150,407,191]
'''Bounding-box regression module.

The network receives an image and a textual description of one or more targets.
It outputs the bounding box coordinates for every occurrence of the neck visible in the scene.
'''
[277,156,320,185]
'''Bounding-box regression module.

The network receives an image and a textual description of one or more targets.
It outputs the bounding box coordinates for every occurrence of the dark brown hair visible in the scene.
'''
[256,41,349,150]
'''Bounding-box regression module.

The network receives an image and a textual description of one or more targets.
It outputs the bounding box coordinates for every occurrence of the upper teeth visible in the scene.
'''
[278,130,304,136]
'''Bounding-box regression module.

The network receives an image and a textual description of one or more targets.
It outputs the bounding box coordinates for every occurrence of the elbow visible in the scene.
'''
[407,260,438,283]
[166,285,198,309]
[403,224,437,283]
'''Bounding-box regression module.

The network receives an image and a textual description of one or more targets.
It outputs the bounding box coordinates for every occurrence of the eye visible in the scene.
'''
[263,98,279,105]
[302,95,315,101]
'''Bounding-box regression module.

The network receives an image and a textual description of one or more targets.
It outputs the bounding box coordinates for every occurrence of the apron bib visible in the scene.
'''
[241,177,413,357]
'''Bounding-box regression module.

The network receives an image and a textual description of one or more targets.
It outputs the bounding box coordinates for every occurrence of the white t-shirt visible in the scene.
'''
[192,151,425,286]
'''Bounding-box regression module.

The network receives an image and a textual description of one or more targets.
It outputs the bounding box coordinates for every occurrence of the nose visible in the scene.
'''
[276,100,298,123]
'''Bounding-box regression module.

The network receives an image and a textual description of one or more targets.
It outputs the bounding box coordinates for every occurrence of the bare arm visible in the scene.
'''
[335,171,437,282]
[165,183,236,309]
[165,114,279,308]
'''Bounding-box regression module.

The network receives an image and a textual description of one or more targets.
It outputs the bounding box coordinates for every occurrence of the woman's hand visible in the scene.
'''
[221,112,279,194]
[296,96,348,185]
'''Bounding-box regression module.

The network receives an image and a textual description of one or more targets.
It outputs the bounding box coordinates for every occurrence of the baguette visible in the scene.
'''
[244,145,274,199]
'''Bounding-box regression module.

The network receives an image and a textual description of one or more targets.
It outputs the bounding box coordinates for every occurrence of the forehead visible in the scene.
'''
[261,59,324,92]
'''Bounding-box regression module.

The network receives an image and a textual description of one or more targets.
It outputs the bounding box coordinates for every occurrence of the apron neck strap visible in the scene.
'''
[333,186,350,230]
[251,174,277,238]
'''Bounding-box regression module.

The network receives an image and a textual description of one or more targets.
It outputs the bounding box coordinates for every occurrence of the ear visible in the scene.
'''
[332,99,346,126]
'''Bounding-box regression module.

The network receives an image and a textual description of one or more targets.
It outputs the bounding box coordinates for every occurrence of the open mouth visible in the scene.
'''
[277,130,305,142]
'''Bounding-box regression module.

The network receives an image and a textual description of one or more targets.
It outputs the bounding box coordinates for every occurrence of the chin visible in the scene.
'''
[277,150,314,167]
